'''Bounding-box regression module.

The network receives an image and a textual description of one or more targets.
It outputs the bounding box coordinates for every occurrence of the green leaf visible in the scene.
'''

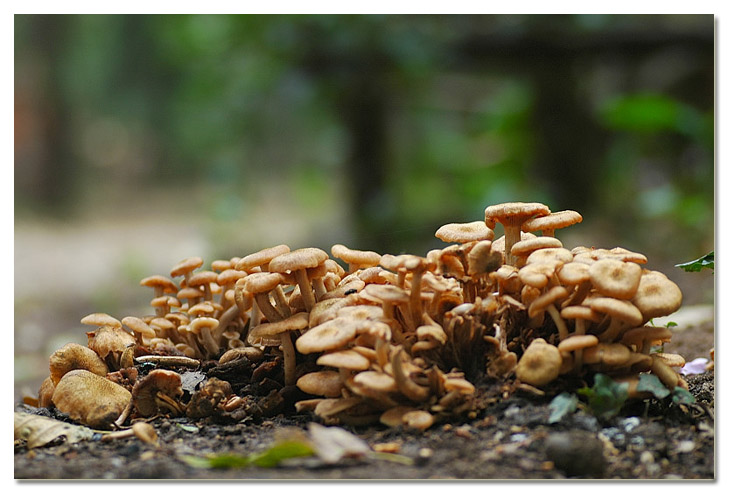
[637,374,671,399]
[548,392,579,424]
[671,387,697,405]
[578,374,629,420]
[247,440,316,468]
[665,321,678,328]
[676,252,714,273]
[180,440,315,469]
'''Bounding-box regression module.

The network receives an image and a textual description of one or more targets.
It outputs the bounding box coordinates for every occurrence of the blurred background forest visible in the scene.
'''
[14,14,714,398]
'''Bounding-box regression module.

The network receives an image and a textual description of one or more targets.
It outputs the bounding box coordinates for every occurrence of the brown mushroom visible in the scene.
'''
[132,369,183,417]
[189,317,221,358]
[248,311,309,386]
[521,210,583,237]
[331,244,382,274]
[52,369,132,429]
[590,297,644,343]
[484,202,550,265]
[269,247,329,312]
[435,221,494,244]
[297,370,344,398]
[243,272,287,323]
[515,338,562,387]
[589,258,642,300]
[86,326,137,371]
[170,256,204,287]
[631,270,683,323]
[49,342,109,385]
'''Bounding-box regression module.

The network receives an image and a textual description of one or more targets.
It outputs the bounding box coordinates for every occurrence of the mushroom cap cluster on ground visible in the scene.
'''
[33,201,685,431]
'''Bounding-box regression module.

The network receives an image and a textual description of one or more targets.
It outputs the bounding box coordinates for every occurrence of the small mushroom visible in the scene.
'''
[484,202,551,265]
[589,297,644,343]
[521,210,583,238]
[170,256,204,287]
[132,369,183,418]
[631,270,683,323]
[248,311,309,386]
[589,258,642,300]
[435,221,494,244]
[52,369,132,429]
[86,326,137,371]
[49,342,109,385]
[268,247,329,312]
[331,244,382,274]
[296,316,359,355]
[189,317,221,358]
[515,338,562,387]
[297,370,344,398]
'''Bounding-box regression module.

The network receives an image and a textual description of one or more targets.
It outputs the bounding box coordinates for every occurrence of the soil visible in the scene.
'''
[14,304,715,481]
[13,370,714,480]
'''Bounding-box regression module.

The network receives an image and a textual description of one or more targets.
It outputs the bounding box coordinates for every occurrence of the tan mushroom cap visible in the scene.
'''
[352,370,398,393]
[269,247,329,273]
[248,312,309,341]
[295,316,359,354]
[653,352,686,368]
[219,346,264,365]
[558,334,599,352]
[243,272,285,294]
[557,262,591,285]
[86,326,136,361]
[235,244,291,271]
[515,338,562,387]
[519,263,556,289]
[620,326,673,351]
[466,240,501,275]
[588,297,643,327]
[189,316,220,333]
[132,369,183,417]
[139,275,178,295]
[170,256,204,278]
[631,270,683,321]
[589,258,642,299]
[317,350,371,371]
[52,369,132,429]
[380,406,421,427]
[297,370,344,397]
[526,247,573,267]
[416,324,447,345]
[402,410,435,431]
[528,286,569,318]
[331,244,381,268]
[187,270,218,287]
[217,269,248,287]
[582,343,632,366]
[49,342,109,385]
[484,202,551,229]
[360,283,410,304]
[435,221,494,244]
[521,210,583,235]
[560,305,602,323]
[80,313,122,330]
[511,237,564,257]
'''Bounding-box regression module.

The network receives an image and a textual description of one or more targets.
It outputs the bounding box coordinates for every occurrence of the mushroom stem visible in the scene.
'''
[294,269,317,312]
[409,268,425,328]
[546,304,569,341]
[114,400,133,429]
[254,292,284,323]
[200,327,220,357]
[214,304,240,343]
[279,331,297,386]
[272,286,292,318]
[391,349,430,402]
[503,224,523,266]
[598,319,625,343]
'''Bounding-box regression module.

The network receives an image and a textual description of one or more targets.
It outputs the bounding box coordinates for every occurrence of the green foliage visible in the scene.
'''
[676,251,714,273]
[182,440,315,469]
[671,387,697,405]
[548,392,579,424]
[637,374,671,399]
[577,374,629,420]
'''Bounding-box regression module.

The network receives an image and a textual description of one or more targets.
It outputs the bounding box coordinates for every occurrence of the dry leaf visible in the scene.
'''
[14,412,95,449]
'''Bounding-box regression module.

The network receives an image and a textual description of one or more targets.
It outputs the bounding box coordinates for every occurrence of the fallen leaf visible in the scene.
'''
[14,412,95,449]
[307,422,371,464]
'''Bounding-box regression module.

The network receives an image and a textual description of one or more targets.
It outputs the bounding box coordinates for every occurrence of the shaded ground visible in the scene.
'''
[14,369,714,480]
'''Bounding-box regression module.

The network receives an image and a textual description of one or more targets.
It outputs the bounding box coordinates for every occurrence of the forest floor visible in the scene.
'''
[14,306,715,481]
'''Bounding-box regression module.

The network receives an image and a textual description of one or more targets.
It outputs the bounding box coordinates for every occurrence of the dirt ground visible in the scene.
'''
[14,303,715,481]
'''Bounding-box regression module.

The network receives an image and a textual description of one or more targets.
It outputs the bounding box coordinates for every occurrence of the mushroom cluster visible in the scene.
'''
[36,201,686,430]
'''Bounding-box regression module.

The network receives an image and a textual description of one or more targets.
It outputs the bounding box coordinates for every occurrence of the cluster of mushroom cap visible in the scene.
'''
[37,201,687,431]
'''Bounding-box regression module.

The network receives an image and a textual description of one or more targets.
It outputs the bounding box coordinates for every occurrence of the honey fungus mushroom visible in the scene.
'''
[269,247,329,312]
[52,369,132,429]
[49,342,109,385]
[515,338,562,387]
[132,369,184,418]
[484,202,550,265]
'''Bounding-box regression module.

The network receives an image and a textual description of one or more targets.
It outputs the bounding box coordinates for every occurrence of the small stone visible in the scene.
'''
[640,451,655,464]
[545,431,606,478]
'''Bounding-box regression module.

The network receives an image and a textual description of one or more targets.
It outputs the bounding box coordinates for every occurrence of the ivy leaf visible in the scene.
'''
[676,252,714,273]
[548,392,579,424]
[671,387,697,405]
[637,374,671,399]
[578,374,629,420]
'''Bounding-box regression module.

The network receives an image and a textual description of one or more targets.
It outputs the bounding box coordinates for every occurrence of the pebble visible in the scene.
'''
[545,431,606,478]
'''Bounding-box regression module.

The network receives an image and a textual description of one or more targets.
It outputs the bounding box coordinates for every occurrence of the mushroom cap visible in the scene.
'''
[560,305,602,323]
[416,324,447,345]
[352,370,398,393]
[359,283,410,304]
[620,326,673,349]
[380,406,421,427]
[176,287,205,301]
[189,316,219,334]
[236,244,291,270]
[526,247,574,267]
[248,312,310,343]
[435,221,494,244]
[243,272,284,294]
[492,232,536,254]
[132,369,183,417]
[86,326,136,361]
[316,350,371,371]
[170,256,204,278]
[52,369,132,429]
[519,263,556,289]
[402,410,435,431]
[589,258,642,299]
[521,210,583,233]
[557,262,591,285]
[631,270,683,321]
[187,302,216,317]
[49,342,109,385]
[582,343,632,367]
[80,313,122,330]
[187,270,218,287]
[528,286,569,318]
[269,247,329,273]
[511,237,563,257]
[484,202,551,229]
[588,297,643,327]
[466,240,502,276]
[217,269,248,287]
[139,275,178,294]
[557,334,599,352]
[296,370,344,397]
[515,338,562,387]
[295,316,358,354]
[331,244,382,268]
